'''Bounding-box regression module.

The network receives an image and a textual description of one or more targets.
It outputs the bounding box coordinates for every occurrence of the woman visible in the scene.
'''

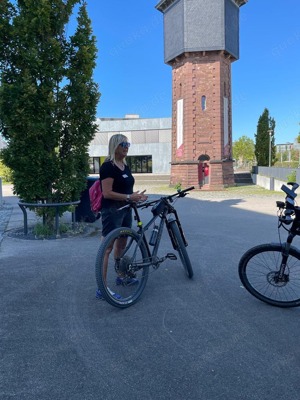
[96,134,147,299]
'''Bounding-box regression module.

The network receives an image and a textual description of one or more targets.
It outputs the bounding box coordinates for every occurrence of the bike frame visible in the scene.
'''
[134,199,187,260]
[277,209,300,277]
[118,189,192,270]
[238,182,300,308]
[276,185,300,279]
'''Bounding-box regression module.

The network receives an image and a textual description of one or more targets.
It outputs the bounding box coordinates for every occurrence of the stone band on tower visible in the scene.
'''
[156,0,248,189]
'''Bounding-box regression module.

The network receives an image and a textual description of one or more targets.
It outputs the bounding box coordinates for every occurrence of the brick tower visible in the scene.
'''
[156,0,248,189]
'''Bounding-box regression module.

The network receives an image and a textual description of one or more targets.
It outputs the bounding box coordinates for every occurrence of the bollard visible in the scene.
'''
[0,177,2,207]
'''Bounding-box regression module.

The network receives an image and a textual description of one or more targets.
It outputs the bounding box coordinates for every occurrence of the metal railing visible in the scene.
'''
[18,200,80,237]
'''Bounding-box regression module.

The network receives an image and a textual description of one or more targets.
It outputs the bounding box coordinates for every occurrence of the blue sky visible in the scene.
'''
[78,0,300,145]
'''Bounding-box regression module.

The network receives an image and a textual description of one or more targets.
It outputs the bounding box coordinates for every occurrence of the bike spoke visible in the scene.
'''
[240,245,300,307]
[96,229,149,308]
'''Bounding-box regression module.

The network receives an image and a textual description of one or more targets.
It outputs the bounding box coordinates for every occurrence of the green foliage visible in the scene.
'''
[174,182,182,192]
[0,0,100,224]
[33,223,71,239]
[33,222,54,239]
[0,154,12,183]
[274,161,299,168]
[33,221,83,239]
[233,135,255,166]
[286,170,297,183]
[254,108,276,166]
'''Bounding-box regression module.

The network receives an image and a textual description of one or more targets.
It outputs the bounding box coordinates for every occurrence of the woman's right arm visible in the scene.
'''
[102,178,147,202]
[101,177,129,201]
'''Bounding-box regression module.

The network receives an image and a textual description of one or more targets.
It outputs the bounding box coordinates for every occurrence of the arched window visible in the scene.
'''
[201,95,206,111]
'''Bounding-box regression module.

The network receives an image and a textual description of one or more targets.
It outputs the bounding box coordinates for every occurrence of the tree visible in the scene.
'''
[254,108,276,166]
[232,135,255,168]
[0,157,12,183]
[0,0,100,227]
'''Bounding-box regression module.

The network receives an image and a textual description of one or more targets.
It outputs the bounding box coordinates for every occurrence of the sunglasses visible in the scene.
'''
[119,142,131,148]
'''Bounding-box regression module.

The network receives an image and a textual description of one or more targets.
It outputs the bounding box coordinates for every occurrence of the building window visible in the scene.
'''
[89,157,106,174]
[127,155,152,173]
[89,155,153,174]
[201,95,206,111]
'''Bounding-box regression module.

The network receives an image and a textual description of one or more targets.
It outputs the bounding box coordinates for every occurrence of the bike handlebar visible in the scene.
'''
[139,186,195,209]
[117,186,195,212]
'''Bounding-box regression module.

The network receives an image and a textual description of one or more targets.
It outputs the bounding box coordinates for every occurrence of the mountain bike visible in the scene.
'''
[95,186,194,308]
[239,182,300,308]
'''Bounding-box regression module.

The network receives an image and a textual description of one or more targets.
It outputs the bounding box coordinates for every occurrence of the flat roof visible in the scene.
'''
[97,116,171,132]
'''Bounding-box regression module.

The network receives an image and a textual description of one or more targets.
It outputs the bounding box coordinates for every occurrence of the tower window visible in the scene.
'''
[201,95,206,111]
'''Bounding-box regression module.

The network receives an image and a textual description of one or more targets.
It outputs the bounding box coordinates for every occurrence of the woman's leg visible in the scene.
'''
[100,208,132,282]
[100,236,127,282]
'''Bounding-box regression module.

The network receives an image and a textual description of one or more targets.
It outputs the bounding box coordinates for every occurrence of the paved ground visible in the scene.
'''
[1,184,300,400]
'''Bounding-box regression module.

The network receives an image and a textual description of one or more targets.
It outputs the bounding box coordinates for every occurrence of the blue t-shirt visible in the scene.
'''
[100,161,134,208]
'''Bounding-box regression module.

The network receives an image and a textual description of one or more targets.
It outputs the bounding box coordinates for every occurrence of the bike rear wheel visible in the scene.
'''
[239,243,300,308]
[169,220,193,279]
[95,227,149,308]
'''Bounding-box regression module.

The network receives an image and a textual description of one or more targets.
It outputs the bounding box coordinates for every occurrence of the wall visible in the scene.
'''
[256,166,300,183]
[252,166,300,192]
[252,174,286,192]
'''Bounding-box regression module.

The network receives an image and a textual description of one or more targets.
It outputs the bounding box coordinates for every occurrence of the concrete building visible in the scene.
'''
[88,114,172,175]
[276,141,299,164]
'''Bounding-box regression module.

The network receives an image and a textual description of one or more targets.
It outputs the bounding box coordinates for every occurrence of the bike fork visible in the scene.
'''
[278,234,295,279]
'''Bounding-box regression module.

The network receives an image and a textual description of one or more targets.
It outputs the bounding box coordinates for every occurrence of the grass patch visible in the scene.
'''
[138,183,282,197]
[224,184,281,196]
[33,223,54,238]
[33,222,86,239]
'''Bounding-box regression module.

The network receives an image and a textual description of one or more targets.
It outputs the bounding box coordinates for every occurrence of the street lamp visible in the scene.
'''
[268,129,273,167]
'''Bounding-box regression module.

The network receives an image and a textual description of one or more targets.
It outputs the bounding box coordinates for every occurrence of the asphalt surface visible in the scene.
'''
[1,184,300,400]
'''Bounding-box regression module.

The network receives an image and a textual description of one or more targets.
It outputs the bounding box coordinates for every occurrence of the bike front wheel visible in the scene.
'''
[169,220,193,279]
[95,227,150,308]
[239,243,300,308]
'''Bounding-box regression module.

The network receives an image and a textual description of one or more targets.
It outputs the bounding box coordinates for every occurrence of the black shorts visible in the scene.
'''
[101,207,132,237]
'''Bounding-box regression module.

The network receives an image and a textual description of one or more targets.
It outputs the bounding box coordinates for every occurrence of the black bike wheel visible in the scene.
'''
[239,243,300,308]
[95,227,149,308]
[169,220,193,279]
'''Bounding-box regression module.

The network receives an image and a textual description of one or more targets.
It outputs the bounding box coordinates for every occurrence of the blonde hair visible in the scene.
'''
[106,134,128,165]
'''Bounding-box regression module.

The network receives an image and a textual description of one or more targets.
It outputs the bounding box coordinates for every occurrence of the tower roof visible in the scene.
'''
[156,0,175,12]
[156,0,247,12]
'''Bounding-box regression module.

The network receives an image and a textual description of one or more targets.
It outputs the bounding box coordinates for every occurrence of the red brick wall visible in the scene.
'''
[170,51,235,189]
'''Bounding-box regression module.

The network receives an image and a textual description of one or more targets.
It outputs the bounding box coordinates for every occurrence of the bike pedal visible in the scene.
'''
[166,253,177,260]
